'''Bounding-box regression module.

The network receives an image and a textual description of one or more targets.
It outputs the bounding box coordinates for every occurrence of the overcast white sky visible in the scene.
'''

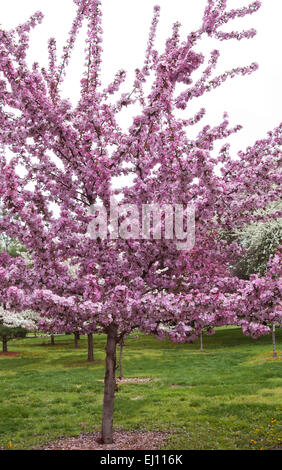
[1,0,281,157]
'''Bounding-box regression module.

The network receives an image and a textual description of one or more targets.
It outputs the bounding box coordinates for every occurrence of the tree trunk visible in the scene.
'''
[272,323,277,358]
[119,338,124,380]
[88,333,94,362]
[50,334,55,346]
[200,331,204,352]
[2,336,8,353]
[74,332,80,349]
[101,324,118,444]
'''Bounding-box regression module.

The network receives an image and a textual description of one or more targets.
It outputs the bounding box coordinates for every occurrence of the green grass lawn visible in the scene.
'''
[0,328,281,450]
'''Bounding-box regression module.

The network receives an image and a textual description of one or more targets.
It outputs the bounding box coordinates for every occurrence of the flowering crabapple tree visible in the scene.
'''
[0,0,281,442]
[0,243,40,350]
[235,248,282,357]
[231,210,281,357]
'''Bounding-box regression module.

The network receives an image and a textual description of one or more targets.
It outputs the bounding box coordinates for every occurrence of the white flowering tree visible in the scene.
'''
[0,305,39,352]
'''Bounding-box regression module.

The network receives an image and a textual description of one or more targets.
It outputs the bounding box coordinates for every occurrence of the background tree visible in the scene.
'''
[233,204,281,280]
[232,206,281,356]
[0,323,26,353]
[234,248,281,357]
[0,305,37,352]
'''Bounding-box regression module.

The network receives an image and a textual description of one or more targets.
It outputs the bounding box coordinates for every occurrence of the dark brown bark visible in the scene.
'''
[200,331,203,352]
[101,324,118,444]
[272,323,277,358]
[50,334,55,346]
[119,338,124,380]
[88,333,94,362]
[74,332,80,348]
[2,336,8,353]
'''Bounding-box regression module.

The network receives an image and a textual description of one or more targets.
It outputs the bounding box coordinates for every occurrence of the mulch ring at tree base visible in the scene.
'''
[0,352,20,357]
[96,377,155,385]
[40,430,171,450]
[116,377,152,384]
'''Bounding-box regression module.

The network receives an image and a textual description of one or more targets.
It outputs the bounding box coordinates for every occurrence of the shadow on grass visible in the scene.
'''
[64,360,105,367]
